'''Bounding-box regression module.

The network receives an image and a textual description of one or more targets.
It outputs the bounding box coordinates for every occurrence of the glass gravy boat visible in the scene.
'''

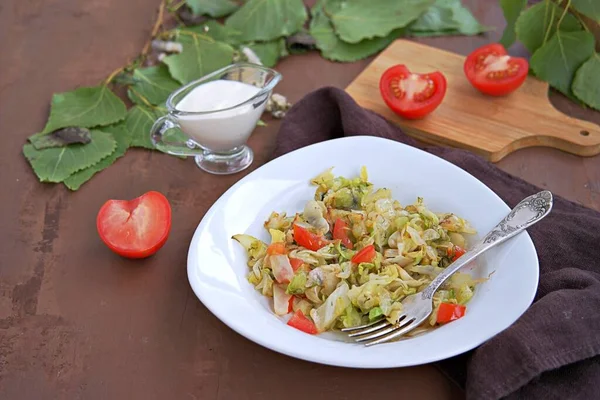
[151,63,282,175]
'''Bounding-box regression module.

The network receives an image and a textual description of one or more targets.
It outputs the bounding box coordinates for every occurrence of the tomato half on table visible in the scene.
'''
[464,43,528,96]
[96,191,172,259]
[379,64,447,119]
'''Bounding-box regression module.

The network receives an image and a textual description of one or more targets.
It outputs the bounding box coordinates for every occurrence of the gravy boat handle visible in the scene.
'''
[150,115,205,156]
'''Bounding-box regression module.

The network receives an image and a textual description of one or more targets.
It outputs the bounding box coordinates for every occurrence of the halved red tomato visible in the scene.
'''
[379,64,447,119]
[96,191,171,259]
[464,43,528,96]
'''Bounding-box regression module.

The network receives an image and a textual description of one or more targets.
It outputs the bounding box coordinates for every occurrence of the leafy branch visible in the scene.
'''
[24,0,489,191]
[501,0,600,110]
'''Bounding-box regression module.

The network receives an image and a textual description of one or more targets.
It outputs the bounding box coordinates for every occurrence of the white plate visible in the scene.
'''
[187,136,539,368]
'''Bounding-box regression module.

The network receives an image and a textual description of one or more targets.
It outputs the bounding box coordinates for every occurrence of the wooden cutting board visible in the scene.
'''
[345,40,600,162]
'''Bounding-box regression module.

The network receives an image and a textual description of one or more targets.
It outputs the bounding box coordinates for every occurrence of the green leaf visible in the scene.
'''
[406,30,456,37]
[163,32,235,84]
[40,85,127,134]
[409,0,455,32]
[126,106,166,150]
[23,130,116,183]
[572,54,600,111]
[225,0,308,42]
[127,88,149,107]
[245,39,288,67]
[128,65,180,106]
[530,30,595,96]
[185,0,239,17]
[515,1,581,54]
[63,124,132,191]
[310,1,401,62]
[29,127,91,150]
[330,0,434,43]
[407,0,488,37]
[450,1,489,34]
[571,0,600,22]
[180,21,243,45]
[499,0,527,48]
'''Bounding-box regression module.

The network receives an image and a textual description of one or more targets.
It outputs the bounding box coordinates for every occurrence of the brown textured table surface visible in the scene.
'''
[1,1,599,399]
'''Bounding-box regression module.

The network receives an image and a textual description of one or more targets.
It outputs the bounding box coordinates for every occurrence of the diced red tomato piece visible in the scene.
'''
[351,245,376,264]
[287,310,318,334]
[452,246,466,262]
[267,242,287,255]
[289,257,304,272]
[288,296,295,313]
[293,224,329,251]
[436,303,466,324]
[333,218,354,249]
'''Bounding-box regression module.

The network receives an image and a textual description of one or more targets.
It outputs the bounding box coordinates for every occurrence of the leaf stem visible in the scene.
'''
[141,0,167,59]
[105,65,127,85]
[555,0,571,30]
[542,1,557,45]
[168,0,186,12]
[177,29,213,41]
[129,87,155,109]
[573,12,591,32]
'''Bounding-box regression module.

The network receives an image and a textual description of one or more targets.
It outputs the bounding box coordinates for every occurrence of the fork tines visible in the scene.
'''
[341,316,419,346]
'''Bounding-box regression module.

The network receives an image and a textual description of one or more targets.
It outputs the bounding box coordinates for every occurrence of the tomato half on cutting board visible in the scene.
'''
[379,64,447,119]
[464,43,528,96]
[97,191,172,259]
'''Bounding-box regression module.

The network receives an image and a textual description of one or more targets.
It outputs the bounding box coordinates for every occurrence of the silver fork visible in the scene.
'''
[342,190,553,346]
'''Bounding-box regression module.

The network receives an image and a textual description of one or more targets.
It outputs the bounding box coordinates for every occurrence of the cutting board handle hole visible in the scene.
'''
[580,130,590,137]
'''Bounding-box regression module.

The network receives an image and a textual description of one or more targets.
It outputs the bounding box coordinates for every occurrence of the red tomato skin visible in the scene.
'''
[96,191,171,259]
[436,303,466,324]
[464,43,529,96]
[289,257,304,272]
[379,64,447,120]
[333,218,353,249]
[351,245,376,264]
[287,310,318,334]
[293,224,329,251]
[452,246,466,261]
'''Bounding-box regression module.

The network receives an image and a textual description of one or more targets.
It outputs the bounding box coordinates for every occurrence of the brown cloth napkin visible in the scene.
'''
[272,87,600,400]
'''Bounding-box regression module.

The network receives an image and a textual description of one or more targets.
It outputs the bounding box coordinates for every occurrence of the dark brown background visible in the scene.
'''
[1,1,598,399]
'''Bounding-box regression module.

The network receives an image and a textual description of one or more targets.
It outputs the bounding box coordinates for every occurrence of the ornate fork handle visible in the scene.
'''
[421,191,553,300]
